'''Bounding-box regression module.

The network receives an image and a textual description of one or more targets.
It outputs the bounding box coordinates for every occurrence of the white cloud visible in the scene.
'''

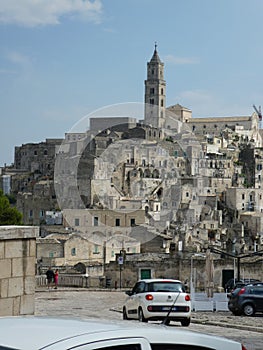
[174,89,252,117]
[174,89,222,116]
[0,0,103,27]
[164,54,199,65]
[0,68,16,75]
[6,51,31,65]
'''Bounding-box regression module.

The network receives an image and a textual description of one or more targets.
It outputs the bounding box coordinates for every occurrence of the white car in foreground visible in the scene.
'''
[123,279,191,326]
[0,317,247,350]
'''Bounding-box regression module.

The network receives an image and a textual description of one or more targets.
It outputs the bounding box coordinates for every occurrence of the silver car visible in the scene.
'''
[0,316,247,350]
[123,278,191,326]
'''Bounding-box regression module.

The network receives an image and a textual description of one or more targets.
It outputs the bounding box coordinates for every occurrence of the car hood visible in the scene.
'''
[0,316,242,350]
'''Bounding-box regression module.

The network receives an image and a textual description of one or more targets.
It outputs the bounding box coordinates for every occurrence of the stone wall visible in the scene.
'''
[104,253,263,290]
[0,226,38,316]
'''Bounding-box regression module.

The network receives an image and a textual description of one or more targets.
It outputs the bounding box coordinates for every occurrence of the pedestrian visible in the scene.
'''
[46,267,54,290]
[54,269,59,289]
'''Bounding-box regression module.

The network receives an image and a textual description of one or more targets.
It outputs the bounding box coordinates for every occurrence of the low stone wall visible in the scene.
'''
[36,274,104,288]
[0,226,38,316]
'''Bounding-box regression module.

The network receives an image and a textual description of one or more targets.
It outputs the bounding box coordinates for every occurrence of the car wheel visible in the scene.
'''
[123,307,128,320]
[138,308,148,323]
[243,304,255,316]
[181,318,191,327]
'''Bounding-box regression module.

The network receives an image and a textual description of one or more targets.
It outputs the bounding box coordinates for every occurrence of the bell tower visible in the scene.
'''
[144,43,166,128]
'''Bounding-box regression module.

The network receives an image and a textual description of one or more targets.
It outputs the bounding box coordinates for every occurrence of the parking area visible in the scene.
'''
[35,288,263,329]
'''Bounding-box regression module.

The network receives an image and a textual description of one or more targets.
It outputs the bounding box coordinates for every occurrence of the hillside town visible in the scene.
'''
[1,46,263,291]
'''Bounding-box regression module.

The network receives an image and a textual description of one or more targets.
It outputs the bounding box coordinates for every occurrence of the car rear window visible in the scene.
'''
[147,282,185,293]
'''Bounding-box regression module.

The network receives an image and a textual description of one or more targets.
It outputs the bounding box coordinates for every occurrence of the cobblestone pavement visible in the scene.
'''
[35,288,263,350]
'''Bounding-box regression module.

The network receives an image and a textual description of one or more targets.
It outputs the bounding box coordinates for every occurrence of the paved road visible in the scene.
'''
[35,289,263,350]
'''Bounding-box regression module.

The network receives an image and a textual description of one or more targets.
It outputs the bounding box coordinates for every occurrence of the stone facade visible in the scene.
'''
[14,138,63,175]
[0,226,38,316]
[104,253,263,290]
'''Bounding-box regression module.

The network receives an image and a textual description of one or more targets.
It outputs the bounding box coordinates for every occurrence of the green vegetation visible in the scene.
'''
[0,191,22,225]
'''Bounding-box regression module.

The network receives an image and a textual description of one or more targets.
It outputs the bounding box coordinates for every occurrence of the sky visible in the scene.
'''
[1,0,263,166]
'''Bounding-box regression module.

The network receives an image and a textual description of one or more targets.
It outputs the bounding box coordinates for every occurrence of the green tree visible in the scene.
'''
[0,191,22,225]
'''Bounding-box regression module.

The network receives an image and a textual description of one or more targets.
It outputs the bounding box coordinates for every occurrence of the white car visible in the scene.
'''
[123,278,191,326]
[0,316,247,350]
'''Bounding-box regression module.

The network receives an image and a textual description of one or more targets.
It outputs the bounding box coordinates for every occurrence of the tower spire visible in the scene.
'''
[144,45,166,128]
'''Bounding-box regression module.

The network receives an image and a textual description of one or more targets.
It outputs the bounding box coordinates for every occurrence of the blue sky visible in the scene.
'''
[1,0,263,166]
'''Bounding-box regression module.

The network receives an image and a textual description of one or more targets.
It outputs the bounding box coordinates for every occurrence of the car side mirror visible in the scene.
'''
[125,290,133,296]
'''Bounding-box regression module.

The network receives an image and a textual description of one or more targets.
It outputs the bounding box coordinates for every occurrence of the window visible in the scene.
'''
[161,99,164,107]
[133,282,146,294]
[150,98,154,105]
[93,216,99,226]
[34,150,38,155]
[71,248,76,256]
[242,194,245,200]
[186,192,189,197]
[161,88,164,94]
[44,149,48,155]
[151,344,214,350]
[115,218,120,226]
[75,218,80,226]
[150,88,155,94]
[130,218,135,226]
[93,244,99,254]
[29,209,33,218]
[111,250,115,257]
[39,210,44,218]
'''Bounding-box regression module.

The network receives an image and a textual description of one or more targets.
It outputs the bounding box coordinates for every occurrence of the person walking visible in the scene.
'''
[46,267,54,290]
[54,269,59,289]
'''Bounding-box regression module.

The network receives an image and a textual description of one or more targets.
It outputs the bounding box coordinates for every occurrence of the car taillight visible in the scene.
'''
[185,294,191,301]
[242,344,248,350]
[145,294,153,300]
[238,288,246,295]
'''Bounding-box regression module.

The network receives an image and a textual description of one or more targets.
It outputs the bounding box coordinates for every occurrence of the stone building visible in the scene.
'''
[14,138,63,176]
[144,44,166,129]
